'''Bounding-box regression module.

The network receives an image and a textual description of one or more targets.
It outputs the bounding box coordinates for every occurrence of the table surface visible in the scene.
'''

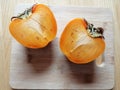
[0,0,120,90]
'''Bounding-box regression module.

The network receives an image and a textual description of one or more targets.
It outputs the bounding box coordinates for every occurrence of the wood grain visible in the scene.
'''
[0,1,3,87]
[0,0,120,90]
[9,4,114,89]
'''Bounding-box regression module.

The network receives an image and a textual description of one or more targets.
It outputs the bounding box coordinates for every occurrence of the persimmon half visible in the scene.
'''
[60,18,105,64]
[9,4,57,48]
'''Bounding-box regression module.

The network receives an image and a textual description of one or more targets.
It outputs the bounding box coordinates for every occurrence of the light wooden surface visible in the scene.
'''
[10,4,114,89]
[0,0,120,90]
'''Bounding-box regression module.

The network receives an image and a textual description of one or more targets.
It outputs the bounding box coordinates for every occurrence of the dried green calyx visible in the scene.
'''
[84,19,104,39]
[11,4,35,21]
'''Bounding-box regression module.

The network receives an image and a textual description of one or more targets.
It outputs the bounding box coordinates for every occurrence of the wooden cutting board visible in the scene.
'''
[9,4,114,89]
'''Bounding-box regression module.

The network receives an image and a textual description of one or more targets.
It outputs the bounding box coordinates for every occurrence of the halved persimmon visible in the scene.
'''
[9,4,57,48]
[60,18,105,64]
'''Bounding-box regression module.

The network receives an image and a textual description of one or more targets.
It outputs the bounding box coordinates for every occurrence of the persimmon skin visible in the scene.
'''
[60,18,105,64]
[9,4,57,48]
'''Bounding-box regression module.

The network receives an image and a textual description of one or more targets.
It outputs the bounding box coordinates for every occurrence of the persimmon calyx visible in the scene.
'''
[84,19,104,38]
[11,4,36,21]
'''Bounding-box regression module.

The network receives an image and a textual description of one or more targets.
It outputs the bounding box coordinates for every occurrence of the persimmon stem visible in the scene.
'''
[11,4,36,21]
[84,19,104,39]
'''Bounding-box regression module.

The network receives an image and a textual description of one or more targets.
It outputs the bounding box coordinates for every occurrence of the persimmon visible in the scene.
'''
[9,4,57,48]
[60,18,105,64]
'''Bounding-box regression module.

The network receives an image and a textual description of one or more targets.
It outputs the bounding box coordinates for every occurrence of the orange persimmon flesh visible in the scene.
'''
[9,4,57,48]
[60,18,105,64]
